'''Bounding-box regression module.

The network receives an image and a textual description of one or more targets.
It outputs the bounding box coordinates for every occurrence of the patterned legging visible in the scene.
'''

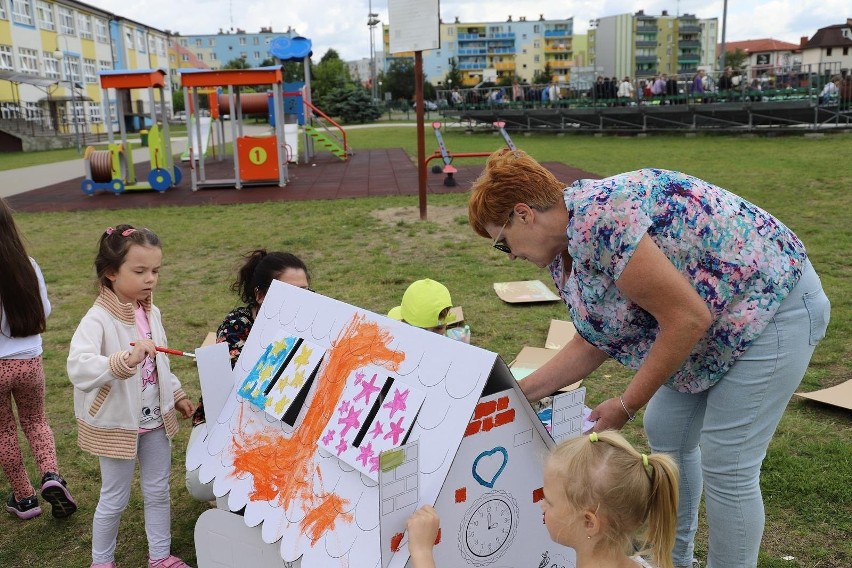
[0,356,59,500]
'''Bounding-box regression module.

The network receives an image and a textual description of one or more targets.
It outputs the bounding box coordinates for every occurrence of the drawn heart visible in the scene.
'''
[472,447,509,488]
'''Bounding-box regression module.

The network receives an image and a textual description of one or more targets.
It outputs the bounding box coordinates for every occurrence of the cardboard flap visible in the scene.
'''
[493,280,560,303]
[545,320,576,350]
[796,380,852,411]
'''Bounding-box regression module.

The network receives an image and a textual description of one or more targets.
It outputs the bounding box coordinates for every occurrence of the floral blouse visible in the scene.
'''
[191,305,255,425]
[548,168,806,393]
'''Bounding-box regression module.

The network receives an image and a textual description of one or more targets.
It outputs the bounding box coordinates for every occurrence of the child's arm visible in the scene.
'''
[67,313,139,392]
[407,505,440,568]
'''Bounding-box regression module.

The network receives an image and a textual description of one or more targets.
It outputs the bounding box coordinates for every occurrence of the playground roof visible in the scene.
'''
[97,69,167,89]
[179,66,284,88]
[0,70,59,88]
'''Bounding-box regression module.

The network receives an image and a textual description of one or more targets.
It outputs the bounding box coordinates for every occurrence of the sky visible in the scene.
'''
[85,0,849,62]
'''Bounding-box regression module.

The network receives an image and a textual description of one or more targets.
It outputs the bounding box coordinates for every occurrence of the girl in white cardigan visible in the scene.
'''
[67,225,194,568]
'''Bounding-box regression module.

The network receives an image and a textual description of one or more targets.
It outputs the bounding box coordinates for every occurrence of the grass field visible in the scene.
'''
[1,128,850,567]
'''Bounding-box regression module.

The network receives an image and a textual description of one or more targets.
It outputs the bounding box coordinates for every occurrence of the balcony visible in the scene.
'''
[545,44,571,53]
[458,48,486,55]
[636,25,657,33]
[458,33,484,41]
[678,54,700,63]
[544,29,570,38]
[459,62,484,70]
[679,40,701,48]
[635,40,657,48]
[487,47,515,54]
[494,61,515,71]
[635,55,657,64]
[487,32,515,40]
[679,24,701,33]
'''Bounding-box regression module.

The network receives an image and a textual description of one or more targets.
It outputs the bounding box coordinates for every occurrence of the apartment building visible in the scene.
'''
[383,14,577,87]
[169,27,301,72]
[0,0,169,138]
[589,10,718,80]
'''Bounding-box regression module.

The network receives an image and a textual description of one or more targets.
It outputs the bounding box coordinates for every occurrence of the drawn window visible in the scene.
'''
[57,6,74,35]
[12,0,34,26]
[77,13,92,39]
[0,45,13,70]
[95,18,108,43]
[35,1,54,30]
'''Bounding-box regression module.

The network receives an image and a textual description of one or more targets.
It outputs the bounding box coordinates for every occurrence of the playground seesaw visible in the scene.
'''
[427,121,517,186]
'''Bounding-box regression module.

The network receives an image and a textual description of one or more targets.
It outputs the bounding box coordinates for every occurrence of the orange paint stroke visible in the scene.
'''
[230,313,406,543]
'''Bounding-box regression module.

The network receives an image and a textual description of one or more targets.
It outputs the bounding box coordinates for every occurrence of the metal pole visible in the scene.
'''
[415,51,426,220]
[719,0,728,73]
[368,2,380,101]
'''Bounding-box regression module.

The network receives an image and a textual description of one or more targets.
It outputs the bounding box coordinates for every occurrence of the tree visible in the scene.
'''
[722,48,748,71]
[381,57,433,102]
[312,49,351,100]
[320,87,382,124]
[223,57,251,70]
[532,63,553,85]
[444,58,463,90]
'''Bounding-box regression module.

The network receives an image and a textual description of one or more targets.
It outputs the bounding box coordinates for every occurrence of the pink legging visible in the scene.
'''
[0,356,59,500]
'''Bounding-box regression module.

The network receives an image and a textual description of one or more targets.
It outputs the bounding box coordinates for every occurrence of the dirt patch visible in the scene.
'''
[370,205,469,228]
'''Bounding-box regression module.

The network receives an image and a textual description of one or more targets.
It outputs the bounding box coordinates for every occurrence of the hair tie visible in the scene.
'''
[641,454,653,478]
[105,227,114,236]
[589,432,599,443]
[121,228,137,237]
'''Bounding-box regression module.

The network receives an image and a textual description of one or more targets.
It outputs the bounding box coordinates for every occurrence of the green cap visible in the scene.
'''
[387,279,454,328]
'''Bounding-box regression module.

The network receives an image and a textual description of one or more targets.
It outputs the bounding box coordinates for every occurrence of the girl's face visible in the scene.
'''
[107,244,162,305]
[254,267,310,305]
[540,464,585,548]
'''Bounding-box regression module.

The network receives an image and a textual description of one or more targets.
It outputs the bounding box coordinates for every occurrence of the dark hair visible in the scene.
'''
[0,198,45,337]
[95,225,161,290]
[232,249,310,307]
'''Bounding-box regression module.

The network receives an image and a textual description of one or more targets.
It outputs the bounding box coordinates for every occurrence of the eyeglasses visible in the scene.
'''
[492,212,514,254]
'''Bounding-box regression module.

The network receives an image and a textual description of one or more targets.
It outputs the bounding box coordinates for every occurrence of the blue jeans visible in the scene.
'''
[644,260,830,568]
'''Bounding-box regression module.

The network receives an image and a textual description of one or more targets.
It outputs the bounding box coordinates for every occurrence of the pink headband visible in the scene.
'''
[105,227,137,237]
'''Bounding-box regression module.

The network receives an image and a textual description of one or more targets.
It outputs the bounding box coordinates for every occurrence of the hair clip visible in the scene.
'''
[105,227,114,235]
[588,432,599,443]
[121,228,137,237]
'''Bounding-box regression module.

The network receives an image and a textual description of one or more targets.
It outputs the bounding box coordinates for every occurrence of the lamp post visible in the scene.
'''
[53,38,81,154]
[367,1,380,101]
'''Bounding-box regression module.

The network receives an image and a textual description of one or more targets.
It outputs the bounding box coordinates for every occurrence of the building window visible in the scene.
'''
[43,51,60,78]
[98,59,111,71]
[197,53,203,61]
[95,18,108,43]
[148,36,156,54]
[137,30,146,52]
[125,28,133,50]
[253,51,260,58]
[88,104,102,124]
[58,6,75,35]
[240,52,247,59]
[826,47,832,56]
[180,39,187,47]
[36,1,54,30]
[181,53,189,61]
[17,47,39,74]
[78,13,92,39]
[534,55,540,63]
[0,0,7,20]
[533,40,540,49]
[12,0,34,26]
[208,38,214,46]
[195,38,202,47]
[253,37,259,44]
[533,25,540,33]
[210,52,217,60]
[83,58,96,83]
[844,47,849,56]
[239,37,246,45]
[63,55,81,83]
[0,45,13,70]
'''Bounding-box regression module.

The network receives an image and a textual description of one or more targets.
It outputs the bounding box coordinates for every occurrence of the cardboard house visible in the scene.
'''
[187,282,578,568]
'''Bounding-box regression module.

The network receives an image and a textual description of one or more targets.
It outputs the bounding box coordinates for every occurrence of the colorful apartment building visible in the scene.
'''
[589,10,718,80]
[0,0,169,143]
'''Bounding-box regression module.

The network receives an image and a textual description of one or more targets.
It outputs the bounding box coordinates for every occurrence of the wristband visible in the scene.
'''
[619,395,637,422]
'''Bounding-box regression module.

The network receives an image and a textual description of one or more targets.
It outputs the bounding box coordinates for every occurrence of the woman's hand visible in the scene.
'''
[125,339,156,368]
[589,397,631,431]
[407,505,440,568]
[175,398,195,419]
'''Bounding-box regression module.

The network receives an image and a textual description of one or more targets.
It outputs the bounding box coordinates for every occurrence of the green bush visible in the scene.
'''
[319,87,382,124]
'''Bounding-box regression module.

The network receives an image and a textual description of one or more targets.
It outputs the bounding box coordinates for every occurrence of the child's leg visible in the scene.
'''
[138,428,173,560]
[0,359,38,499]
[11,357,60,476]
[92,456,136,564]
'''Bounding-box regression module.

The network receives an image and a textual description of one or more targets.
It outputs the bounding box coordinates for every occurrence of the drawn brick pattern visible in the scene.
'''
[380,444,419,516]
[465,396,515,438]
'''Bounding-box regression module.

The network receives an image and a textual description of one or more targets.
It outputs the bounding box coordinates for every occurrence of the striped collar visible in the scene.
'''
[95,286,151,325]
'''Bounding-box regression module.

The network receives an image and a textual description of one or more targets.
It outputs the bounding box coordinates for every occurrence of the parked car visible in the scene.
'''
[413,100,439,111]
[173,110,187,123]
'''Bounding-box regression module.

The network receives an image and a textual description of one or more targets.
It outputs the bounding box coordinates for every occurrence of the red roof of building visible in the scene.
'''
[719,38,801,55]
[802,19,852,49]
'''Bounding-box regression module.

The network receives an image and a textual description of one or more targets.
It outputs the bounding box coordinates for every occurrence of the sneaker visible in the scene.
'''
[148,555,192,568]
[5,492,42,520]
[90,563,117,568]
[40,472,78,519]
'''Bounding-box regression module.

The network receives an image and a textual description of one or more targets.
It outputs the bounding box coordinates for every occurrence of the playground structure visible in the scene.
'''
[428,121,516,186]
[180,66,289,190]
[81,69,181,195]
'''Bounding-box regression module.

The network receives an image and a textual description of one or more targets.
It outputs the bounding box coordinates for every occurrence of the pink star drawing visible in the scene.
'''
[383,416,406,445]
[356,442,375,467]
[337,400,351,416]
[354,370,365,384]
[369,455,380,473]
[337,406,363,438]
[321,430,336,446]
[382,388,410,419]
[369,420,384,439]
[353,373,381,406]
[335,438,348,456]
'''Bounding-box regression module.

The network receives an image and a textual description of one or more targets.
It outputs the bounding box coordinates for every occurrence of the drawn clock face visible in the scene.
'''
[459,490,520,565]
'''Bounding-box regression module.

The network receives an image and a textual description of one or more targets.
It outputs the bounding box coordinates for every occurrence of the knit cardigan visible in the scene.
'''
[67,287,187,459]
